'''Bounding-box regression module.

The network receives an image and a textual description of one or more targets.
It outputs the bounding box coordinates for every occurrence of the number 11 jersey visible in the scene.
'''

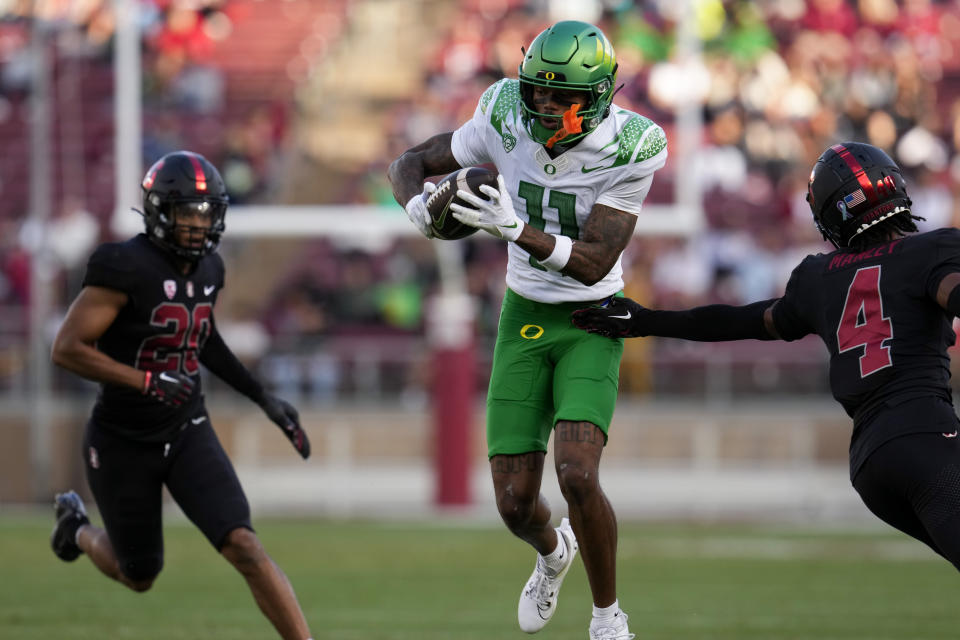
[451,78,668,303]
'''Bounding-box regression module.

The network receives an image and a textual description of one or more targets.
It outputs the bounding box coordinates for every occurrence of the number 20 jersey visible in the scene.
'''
[451,78,668,303]
[772,228,960,424]
[81,233,224,441]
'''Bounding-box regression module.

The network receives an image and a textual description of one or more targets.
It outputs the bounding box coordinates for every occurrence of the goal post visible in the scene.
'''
[117,204,704,239]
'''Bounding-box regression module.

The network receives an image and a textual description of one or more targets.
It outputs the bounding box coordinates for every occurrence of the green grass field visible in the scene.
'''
[1,513,956,639]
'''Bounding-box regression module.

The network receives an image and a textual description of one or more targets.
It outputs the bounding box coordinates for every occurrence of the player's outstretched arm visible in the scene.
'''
[571,296,782,341]
[200,324,310,459]
[52,286,146,390]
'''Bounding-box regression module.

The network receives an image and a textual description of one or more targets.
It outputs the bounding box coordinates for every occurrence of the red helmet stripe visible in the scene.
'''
[830,143,877,203]
[142,159,164,189]
[186,153,208,192]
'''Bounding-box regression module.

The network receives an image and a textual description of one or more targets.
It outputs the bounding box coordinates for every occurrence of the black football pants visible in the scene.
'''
[853,431,960,571]
[83,412,253,582]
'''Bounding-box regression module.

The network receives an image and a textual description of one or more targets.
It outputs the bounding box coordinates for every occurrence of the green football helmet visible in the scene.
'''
[518,21,618,146]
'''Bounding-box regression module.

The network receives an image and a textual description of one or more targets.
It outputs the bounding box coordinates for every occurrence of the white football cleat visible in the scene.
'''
[589,610,635,640]
[518,517,579,633]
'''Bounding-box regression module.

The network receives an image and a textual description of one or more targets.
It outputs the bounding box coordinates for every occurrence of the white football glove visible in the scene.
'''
[450,175,525,242]
[404,182,437,239]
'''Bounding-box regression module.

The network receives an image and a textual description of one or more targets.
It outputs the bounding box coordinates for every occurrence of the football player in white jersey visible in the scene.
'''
[388,20,666,640]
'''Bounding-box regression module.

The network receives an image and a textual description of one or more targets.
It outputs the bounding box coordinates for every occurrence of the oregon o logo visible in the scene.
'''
[544,164,556,175]
[520,324,544,339]
[545,71,555,80]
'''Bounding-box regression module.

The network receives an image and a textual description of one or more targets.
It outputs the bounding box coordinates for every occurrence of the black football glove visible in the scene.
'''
[143,370,196,407]
[571,296,647,339]
[259,394,311,460]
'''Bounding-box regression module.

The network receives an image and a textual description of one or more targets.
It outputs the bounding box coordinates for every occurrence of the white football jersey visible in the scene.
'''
[451,78,668,303]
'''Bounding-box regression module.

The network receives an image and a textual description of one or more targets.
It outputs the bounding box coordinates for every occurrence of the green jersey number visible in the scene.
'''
[517,181,578,271]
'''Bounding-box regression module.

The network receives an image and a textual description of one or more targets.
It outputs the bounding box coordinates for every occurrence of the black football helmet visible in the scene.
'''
[141,150,228,260]
[806,142,912,248]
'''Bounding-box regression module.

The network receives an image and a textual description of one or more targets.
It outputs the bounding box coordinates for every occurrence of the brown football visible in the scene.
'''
[425,167,498,240]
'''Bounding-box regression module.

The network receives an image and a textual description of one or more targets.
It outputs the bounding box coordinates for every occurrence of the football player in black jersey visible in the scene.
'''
[573,141,960,571]
[50,151,314,639]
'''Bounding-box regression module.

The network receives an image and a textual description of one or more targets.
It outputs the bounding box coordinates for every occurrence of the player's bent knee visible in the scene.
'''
[496,494,537,531]
[126,578,155,593]
[556,462,600,503]
[220,527,266,570]
[927,526,960,571]
[119,556,162,590]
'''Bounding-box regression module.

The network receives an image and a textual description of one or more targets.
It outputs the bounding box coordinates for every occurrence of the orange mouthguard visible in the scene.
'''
[545,104,583,149]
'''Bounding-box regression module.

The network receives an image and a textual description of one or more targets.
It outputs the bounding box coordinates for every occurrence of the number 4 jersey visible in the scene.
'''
[772,228,960,470]
[82,233,224,441]
[451,78,668,303]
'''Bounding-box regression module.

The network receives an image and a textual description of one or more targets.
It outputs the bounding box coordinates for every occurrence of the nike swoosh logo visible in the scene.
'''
[191,416,207,425]
[581,157,617,174]
[502,222,518,228]
[203,285,215,296]
[581,135,622,173]
[610,312,631,320]
[943,430,957,438]
[433,203,452,229]
[158,372,178,383]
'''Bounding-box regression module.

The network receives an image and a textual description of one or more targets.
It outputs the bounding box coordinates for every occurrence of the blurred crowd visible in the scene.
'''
[267,0,960,398]
[0,0,240,298]
[383,0,960,312]
[3,0,960,398]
